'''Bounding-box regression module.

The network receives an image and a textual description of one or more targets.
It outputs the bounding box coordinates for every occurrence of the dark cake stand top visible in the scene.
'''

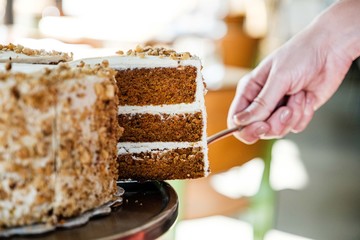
[11,181,178,240]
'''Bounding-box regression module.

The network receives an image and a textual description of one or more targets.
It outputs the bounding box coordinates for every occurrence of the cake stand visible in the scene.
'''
[11,181,178,240]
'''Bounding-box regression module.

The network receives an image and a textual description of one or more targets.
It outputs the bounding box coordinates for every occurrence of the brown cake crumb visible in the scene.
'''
[118,147,206,180]
[118,112,203,142]
[116,66,197,106]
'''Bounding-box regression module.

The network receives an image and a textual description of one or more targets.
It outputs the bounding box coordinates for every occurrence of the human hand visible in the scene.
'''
[227,0,360,144]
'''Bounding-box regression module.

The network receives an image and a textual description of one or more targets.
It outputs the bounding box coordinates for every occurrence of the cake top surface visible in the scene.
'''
[0,43,73,64]
[69,46,201,69]
[116,45,195,60]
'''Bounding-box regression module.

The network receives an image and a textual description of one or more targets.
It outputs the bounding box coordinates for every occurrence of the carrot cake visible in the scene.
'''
[73,46,209,180]
[0,62,122,228]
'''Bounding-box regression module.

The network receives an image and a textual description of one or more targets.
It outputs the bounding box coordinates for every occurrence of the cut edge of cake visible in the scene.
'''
[71,46,209,180]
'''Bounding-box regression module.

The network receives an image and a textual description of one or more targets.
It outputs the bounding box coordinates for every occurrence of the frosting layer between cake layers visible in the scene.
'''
[76,55,209,180]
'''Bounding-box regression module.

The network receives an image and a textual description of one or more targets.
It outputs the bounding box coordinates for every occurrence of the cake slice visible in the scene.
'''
[0,62,122,228]
[72,46,209,180]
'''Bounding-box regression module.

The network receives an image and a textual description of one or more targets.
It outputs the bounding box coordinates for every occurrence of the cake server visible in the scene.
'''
[207,126,244,145]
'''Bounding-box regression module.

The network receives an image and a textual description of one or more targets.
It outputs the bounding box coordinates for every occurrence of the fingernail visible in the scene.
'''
[256,125,269,137]
[295,92,304,104]
[280,109,291,124]
[233,111,251,125]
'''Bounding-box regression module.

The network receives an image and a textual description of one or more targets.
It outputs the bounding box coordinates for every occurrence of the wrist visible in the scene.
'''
[313,0,360,61]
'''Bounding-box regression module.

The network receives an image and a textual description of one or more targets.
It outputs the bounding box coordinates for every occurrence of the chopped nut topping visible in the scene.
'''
[181,52,191,60]
[0,43,73,61]
[117,46,194,60]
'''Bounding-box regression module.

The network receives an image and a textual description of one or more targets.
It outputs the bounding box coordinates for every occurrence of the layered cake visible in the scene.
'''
[0,43,73,64]
[0,62,122,228]
[0,44,208,229]
[73,46,209,180]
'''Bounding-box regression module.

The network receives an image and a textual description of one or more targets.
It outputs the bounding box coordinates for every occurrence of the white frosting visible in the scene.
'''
[69,55,202,69]
[0,62,56,73]
[59,76,99,111]
[54,75,109,210]
[117,142,202,154]
[12,186,38,218]
[119,103,202,115]
[0,74,55,159]
[0,179,52,221]
[0,50,71,64]
[0,185,36,211]
[0,72,56,223]
[56,76,101,165]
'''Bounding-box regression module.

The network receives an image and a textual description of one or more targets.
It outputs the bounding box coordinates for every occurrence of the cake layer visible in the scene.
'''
[118,112,203,142]
[116,66,197,106]
[118,147,207,180]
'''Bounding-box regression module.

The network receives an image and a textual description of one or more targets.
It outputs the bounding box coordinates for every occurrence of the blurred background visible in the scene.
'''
[1,0,359,239]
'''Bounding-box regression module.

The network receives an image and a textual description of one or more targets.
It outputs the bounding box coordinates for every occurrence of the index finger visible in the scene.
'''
[232,64,291,126]
[227,58,273,128]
